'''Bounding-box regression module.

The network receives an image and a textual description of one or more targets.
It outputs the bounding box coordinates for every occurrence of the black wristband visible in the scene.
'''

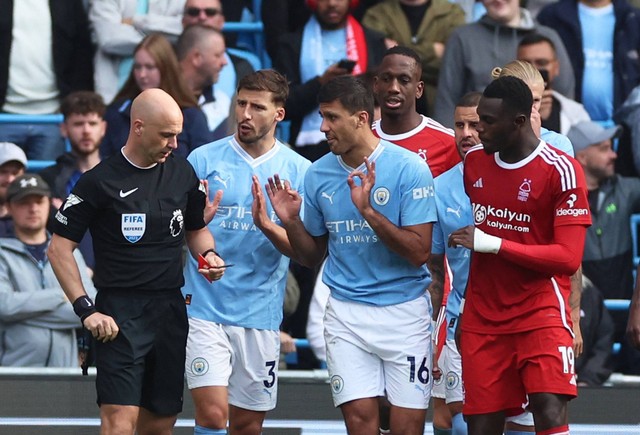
[73,295,97,322]
[201,248,221,259]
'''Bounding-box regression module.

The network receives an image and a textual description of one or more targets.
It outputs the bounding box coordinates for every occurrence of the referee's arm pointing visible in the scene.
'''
[48,234,119,342]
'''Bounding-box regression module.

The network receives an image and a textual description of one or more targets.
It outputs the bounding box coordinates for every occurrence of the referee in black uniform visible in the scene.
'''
[48,88,225,435]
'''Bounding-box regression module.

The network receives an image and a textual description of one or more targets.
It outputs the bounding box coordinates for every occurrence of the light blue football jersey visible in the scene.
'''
[541,127,574,157]
[432,162,472,339]
[183,135,311,330]
[304,140,436,306]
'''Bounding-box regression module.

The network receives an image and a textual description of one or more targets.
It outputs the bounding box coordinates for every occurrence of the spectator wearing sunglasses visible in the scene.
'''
[182,0,255,137]
[90,0,185,103]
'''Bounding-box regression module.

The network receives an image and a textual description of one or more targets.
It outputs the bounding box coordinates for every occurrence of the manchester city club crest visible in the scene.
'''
[446,371,460,390]
[121,213,146,243]
[191,357,209,376]
[330,375,344,394]
[373,187,390,206]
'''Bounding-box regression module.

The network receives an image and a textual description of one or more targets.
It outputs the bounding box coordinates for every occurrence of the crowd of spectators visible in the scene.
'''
[1,0,640,386]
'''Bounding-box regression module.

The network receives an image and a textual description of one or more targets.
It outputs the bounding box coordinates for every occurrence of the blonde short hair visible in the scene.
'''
[491,60,544,89]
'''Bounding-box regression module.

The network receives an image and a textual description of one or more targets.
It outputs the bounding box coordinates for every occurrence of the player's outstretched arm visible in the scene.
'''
[627,264,640,349]
[251,175,295,258]
[265,174,327,267]
[348,158,432,267]
[48,234,119,342]
[449,224,585,276]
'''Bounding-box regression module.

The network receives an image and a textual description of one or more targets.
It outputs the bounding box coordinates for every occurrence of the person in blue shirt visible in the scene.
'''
[266,75,436,435]
[428,92,480,435]
[183,69,311,435]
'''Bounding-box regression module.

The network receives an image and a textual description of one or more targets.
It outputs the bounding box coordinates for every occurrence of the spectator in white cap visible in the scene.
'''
[0,142,27,237]
[568,120,640,375]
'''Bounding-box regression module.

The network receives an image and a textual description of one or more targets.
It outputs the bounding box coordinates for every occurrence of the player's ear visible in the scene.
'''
[514,113,527,127]
[356,110,369,128]
[275,106,285,123]
[416,80,424,99]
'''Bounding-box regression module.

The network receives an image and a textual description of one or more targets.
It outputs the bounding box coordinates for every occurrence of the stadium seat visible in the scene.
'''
[227,47,262,72]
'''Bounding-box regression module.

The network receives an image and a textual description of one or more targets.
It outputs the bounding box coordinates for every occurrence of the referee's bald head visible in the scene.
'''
[126,89,184,165]
[131,89,182,125]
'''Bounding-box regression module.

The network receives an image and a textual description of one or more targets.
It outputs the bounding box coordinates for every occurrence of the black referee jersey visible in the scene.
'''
[53,151,206,291]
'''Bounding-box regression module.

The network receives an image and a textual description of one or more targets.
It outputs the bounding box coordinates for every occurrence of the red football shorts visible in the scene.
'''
[461,327,577,416]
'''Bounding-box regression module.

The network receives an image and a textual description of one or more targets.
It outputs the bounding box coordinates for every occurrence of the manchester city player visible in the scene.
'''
[182,70,311,435]
[266,75,436,435]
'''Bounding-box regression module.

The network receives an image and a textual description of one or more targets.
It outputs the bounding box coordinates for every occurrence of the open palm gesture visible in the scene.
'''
[265,174,302,224]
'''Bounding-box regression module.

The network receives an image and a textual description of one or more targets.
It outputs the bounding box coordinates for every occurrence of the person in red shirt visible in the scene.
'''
[372,46,459,179]
[449,76,591,435]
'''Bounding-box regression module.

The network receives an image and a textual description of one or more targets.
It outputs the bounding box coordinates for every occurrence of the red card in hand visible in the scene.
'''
[198,254,213,283]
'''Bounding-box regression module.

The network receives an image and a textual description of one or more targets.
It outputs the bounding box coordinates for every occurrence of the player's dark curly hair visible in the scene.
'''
[318,75,374,123]
[237,69,289,107]
[483,76,533,118]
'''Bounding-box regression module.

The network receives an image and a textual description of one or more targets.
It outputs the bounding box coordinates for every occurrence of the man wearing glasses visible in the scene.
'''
[182,0,255,136]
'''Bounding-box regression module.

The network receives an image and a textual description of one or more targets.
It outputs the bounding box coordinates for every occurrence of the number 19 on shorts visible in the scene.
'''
[557,346,575,374]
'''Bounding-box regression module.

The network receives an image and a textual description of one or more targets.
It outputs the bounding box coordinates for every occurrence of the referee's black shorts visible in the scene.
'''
[94,288,188,415]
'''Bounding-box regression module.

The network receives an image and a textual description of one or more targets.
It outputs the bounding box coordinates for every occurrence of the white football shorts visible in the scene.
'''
[324,294,433,409]
[185,317,279,411]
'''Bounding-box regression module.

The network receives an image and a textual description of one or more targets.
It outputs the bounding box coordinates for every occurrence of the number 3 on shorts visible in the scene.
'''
[264,360,276,388]
[407,356,430,384]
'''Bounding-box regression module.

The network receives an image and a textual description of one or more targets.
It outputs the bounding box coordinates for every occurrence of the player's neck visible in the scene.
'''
[498,133,539,164]
[342,130,380,168]
[379,111,422,135]
[235,133,276,159]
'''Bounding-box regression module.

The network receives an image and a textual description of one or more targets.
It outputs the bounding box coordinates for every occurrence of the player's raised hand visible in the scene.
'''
[265,174,302,225]
[202,179,223,225]
[251,175,271,229]
[347,157,376,213]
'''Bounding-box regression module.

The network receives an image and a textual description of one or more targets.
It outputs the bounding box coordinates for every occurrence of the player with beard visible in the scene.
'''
[372,46,459,179]
[428,92,481,435]
[183,69,311,435]
[266,75,436,435]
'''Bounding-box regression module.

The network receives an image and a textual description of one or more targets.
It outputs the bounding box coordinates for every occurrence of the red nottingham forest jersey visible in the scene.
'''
[462,141,591,334]
[372,115,460,178]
